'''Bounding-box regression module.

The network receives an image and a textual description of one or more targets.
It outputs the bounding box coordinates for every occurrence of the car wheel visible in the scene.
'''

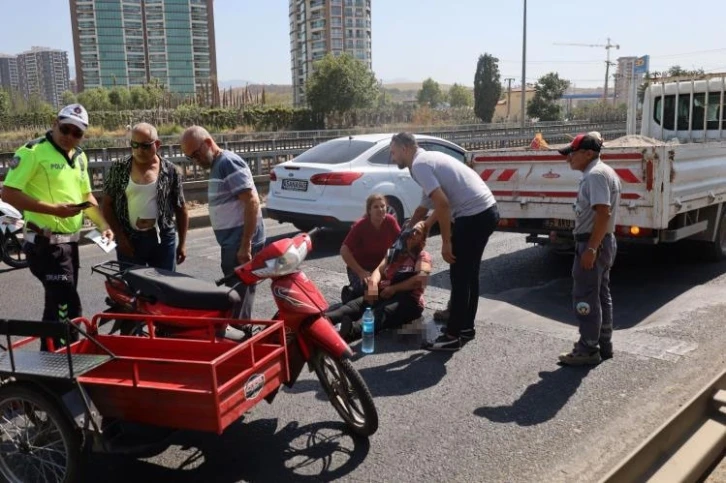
[385,197,404,227]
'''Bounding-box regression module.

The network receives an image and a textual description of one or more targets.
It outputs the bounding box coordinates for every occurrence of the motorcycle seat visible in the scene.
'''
[123,266,241,310]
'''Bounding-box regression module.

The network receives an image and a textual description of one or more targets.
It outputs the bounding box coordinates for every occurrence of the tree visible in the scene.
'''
[61,90,77,106]
[129,86,151,109]
[77,87,112,111]
[473,54,502,123]
[449,83,473,108]
[527,72,570,121]
[305,53,379,116]
[417,78,444,107]
[638,65,706,103]
[0,89,8,117]
[27,94,55,117]
[108,86,131,110]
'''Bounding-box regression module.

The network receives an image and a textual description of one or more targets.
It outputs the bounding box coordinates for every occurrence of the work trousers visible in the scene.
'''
[447,205,499,337]
[25,239,82,351]
[572,234,617,353]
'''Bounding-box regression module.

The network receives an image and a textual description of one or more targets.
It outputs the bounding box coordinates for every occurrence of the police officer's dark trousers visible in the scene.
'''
[26,239,82,351]
[448,205,499,337]
[572,234,617,353]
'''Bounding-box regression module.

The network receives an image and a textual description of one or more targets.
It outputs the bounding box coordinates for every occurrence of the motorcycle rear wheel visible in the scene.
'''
[1,232,28,269]
[310,350,378,437]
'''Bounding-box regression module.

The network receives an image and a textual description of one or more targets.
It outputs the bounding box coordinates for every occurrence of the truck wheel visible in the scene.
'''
[708,207,726,261]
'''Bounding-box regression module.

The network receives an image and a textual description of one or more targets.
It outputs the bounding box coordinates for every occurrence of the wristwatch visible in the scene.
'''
[586,247,598,254]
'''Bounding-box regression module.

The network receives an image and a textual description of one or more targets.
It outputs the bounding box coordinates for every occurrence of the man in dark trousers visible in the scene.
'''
[390,132,499,352]
[180,126,266,320]
[2,104,114,350]
[557,133,621,365]
[102,122,188,271]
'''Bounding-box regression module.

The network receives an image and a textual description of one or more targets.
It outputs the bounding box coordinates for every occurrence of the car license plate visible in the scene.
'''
[543,218,575,230]
[281,179,308,192]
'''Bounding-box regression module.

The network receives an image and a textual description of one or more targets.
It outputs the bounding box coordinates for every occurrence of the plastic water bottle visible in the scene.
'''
[361,307,375,354]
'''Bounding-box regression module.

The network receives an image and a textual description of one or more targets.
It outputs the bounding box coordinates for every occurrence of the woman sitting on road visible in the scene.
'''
[328,224,431,341]
[340,194,401,302]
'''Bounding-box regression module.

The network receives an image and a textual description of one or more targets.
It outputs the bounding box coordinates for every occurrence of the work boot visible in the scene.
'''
[558,347,601,366]
[440,326,475,341]
[433,301,451,323]
[599,343,613,361]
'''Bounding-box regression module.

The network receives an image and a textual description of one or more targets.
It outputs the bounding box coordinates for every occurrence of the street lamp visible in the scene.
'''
[520,0,527,128]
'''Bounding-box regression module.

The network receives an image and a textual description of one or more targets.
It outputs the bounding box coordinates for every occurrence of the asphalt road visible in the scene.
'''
[1,222,725,482]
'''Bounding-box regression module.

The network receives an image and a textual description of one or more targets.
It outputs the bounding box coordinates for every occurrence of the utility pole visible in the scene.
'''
[553,37,620,104]
[505,77,514,122]
[520,0,527,128]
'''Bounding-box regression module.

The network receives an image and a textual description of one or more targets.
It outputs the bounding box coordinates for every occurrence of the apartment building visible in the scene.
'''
[70,0,218,100]
[0,54,20,92]
[289,0,372,106]
[16,47,71,108]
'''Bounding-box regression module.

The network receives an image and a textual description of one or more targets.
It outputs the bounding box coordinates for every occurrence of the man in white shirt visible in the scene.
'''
[391,132,499,352]
[102,123,189,271]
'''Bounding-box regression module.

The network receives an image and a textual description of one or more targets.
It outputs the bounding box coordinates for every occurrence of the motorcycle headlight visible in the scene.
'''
[252,241,309,278]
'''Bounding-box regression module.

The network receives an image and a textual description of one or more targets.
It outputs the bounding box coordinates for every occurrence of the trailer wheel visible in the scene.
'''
[0,384,81,483]
[708,207,726,261]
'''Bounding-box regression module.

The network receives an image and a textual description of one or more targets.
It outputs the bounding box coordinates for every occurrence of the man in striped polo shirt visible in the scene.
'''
[181,126,266,319]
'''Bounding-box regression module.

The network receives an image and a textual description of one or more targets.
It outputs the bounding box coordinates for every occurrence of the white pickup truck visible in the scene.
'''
[467,78,726,259]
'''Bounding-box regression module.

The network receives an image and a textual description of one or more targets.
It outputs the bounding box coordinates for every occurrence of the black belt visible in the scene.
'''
[574,232,613,242]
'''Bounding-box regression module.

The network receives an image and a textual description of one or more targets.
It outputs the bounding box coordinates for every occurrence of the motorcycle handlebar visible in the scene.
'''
[307,227,321,238]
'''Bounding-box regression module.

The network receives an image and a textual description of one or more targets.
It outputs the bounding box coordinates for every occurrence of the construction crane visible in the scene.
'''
[553,37,620,103]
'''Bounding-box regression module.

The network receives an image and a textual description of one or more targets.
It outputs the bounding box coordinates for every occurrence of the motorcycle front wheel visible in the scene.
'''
[1,232,28,269]
[310,350,378,437]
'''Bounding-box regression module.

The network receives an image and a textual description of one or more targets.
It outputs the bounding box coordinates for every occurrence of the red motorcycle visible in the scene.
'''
[92,228,378,436]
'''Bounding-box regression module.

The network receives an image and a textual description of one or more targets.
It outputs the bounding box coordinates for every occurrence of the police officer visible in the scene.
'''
[2,104,114,350]
[557,133,621,365]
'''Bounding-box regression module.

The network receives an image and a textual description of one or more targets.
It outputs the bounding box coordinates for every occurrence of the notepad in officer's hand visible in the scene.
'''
[85,229,117,254]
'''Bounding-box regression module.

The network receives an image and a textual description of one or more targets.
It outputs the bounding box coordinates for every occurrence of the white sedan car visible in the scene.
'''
[266,133,469,231]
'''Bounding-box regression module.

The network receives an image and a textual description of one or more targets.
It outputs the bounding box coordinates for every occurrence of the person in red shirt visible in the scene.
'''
[328,224,432,341]
[340,193,401,302]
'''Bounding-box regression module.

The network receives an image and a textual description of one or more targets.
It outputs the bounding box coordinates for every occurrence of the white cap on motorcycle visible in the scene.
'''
[57,104,89,132]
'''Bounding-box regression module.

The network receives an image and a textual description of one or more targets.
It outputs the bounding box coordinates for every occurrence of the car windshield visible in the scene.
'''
[293,139,376,164]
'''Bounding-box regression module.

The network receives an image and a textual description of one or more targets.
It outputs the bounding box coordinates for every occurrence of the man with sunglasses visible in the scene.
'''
[102,123,188,271]
[180,126,265,320]
[557,132,621,366]
[2,103,114,350]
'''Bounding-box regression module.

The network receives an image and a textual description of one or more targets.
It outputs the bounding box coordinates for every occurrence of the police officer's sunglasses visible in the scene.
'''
[59,124,84,139]
[130,140,157,150]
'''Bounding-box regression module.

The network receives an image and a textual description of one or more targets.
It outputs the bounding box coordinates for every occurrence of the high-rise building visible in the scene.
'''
[69,0,218,101]
[0,54,20,92]
[289,0,372,106]
[16,47,71,108]
[614,56,638,107]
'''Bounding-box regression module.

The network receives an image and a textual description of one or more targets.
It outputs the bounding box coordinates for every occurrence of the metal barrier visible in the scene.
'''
[1,121,627,192]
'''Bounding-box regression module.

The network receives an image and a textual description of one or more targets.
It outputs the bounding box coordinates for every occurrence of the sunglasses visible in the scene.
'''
[131,140,157,150]
[59,124,84,139]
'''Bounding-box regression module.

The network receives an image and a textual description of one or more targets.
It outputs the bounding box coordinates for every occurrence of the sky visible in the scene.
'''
[2,0,725,89]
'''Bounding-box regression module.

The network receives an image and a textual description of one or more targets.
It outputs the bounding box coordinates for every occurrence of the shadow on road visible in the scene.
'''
[474,365,595,426]
[428,241,726,330]
[83,419,370,482]
[286,348,453,400]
